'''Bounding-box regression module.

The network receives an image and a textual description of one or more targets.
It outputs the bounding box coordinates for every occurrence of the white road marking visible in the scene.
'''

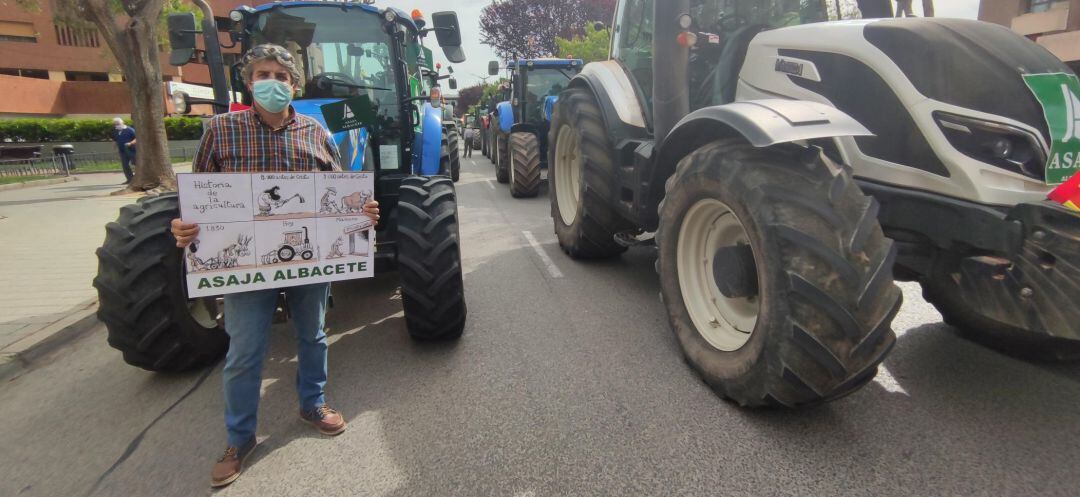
[873,365,909,396]
[522,230,564,278]
[485,179,496,190]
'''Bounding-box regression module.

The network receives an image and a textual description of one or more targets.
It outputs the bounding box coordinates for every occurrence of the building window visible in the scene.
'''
[0,68,48,79]
[65,71,109,82]
[54,24,100,47]
[1029,0,1053,13]
[0,21,37,43]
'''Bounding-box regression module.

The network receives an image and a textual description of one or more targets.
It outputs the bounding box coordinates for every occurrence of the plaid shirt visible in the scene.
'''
[192,108,341,173]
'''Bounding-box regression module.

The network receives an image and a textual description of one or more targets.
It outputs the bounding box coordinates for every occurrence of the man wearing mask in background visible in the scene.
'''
[110,117,136,184]
[169,44,381,488]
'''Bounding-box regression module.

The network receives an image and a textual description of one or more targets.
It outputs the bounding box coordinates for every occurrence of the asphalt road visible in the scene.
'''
[2,156,1079,497]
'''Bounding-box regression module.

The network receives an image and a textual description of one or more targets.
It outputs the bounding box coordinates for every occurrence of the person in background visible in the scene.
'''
[110,117,136,184]
[463,126,476,158]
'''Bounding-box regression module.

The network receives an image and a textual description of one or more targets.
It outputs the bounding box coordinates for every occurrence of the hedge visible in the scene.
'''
[0,117,205,142]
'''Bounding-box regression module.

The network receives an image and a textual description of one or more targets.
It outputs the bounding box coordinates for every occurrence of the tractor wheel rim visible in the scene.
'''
[676,198,759,351]
[180,259,220,329]
[555,125,582,225]
[187,297,219,329]
[510,142,516,185]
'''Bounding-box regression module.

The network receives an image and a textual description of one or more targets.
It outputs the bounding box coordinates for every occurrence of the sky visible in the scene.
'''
[380,0,982,91]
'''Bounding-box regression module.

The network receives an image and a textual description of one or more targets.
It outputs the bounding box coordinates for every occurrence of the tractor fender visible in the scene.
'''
[543,95,558,122]
[566,61,650,143]
[645,99,871,224]
[510,122,539,136]
[496,101,514,134]
[416,102,443,175]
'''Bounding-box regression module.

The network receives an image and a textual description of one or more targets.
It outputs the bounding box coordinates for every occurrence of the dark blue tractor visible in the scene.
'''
[94,1,470,371]
[489,58,583,197]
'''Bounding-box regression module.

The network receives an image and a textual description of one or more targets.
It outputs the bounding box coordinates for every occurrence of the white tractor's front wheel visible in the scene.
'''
[657,138,902,407]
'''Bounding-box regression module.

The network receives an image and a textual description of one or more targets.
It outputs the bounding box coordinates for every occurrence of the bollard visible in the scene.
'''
[52,144,75,175]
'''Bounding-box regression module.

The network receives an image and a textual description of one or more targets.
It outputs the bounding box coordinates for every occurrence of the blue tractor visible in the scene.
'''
[94,2,469,371]
[489,58,583,197]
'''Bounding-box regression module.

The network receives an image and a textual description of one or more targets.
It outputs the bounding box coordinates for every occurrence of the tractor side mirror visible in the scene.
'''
[448,78,458,90]
[167,13,197,66]
[488,60,499,76]
[431,11,466,63]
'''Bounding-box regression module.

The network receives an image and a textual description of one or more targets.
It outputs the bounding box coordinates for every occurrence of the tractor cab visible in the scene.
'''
[220,3,464,175]
[507,59,584,128]
[612,0,842,117]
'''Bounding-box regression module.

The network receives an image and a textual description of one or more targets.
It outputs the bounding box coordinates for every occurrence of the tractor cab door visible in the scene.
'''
[611,0,655,121]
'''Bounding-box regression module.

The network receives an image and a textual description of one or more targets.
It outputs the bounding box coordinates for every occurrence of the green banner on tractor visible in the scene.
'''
[320,95,377,134]
[1022,73,1080,185]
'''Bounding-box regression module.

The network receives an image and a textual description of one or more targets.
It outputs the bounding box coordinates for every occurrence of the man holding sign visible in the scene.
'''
[169,44,380,488]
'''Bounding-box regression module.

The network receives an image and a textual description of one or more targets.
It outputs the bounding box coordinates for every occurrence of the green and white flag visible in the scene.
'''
[1022,73,1080,185]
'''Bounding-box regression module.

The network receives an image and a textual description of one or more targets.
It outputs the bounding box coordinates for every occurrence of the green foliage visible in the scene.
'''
[555,25,610,63]
[0,117,204,142]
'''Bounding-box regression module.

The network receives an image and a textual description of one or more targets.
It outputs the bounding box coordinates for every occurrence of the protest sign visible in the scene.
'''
[177,171,376,297]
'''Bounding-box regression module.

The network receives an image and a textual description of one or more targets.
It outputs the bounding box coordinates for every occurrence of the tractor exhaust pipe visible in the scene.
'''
[653,0,690,149]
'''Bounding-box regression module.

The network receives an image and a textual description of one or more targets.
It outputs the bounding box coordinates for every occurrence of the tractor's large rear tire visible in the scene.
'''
[397,176,467,341]
[921,256,1080,361]
[656,139,902,407]
[93,193,228,372]
[447,128,461,183]
[495,133,510,184]
[509,132,541,198]
[548,87,632,259]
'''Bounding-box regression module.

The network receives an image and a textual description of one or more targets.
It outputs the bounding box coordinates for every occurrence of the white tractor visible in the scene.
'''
[548,0,1080,407]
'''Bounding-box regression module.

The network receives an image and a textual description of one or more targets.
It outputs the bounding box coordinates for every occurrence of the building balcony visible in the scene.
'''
[1037,29,1080,63]
[1010,4,1070,36]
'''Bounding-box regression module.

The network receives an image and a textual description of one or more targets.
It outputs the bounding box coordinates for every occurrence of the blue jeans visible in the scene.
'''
[222,283,330,447]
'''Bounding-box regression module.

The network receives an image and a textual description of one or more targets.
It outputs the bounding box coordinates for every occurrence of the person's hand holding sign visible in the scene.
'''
[171,218,200,248]
[362,200,380,226]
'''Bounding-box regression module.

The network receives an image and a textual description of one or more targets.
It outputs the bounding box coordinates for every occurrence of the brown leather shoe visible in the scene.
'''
[300,404,347,436]
[210,438,256,488]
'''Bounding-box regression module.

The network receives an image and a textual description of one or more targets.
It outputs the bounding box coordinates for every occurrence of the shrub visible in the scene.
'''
[0,117,205,142]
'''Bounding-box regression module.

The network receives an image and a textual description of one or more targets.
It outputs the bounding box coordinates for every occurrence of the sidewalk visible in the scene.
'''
[0,166,191,376]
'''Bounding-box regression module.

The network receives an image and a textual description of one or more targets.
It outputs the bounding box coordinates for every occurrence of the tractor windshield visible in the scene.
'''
[523,67,576,123]
[249,6,401,120]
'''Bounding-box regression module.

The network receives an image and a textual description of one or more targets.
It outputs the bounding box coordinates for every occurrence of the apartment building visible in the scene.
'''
[0,0,251,117]
[979,0,1080,73]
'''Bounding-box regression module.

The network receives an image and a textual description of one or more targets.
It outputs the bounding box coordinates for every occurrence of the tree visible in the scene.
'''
[555,24,611,63]
[42,0,191,191]
[480,0,616,61]
[456,84,486,118]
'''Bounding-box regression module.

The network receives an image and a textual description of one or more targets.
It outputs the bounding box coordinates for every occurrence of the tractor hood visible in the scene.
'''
[862,18,1073,145]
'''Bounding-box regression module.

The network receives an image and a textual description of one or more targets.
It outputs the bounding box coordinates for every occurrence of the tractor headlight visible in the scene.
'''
[383,10,396,23]
[229,10,244,22]
[934,111,1047,181]
[172,91,190,115]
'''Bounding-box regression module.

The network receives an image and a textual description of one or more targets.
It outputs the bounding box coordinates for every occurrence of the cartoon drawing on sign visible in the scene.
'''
[260,226,317,265]
[256,186,306,217]
[341,190,373,214]
[187,233,255,272]
[319,187,340,214]
[322,216,374,259]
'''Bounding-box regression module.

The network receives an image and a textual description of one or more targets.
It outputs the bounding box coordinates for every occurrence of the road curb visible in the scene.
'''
[0,300,100,383]
[0,175,78,192]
